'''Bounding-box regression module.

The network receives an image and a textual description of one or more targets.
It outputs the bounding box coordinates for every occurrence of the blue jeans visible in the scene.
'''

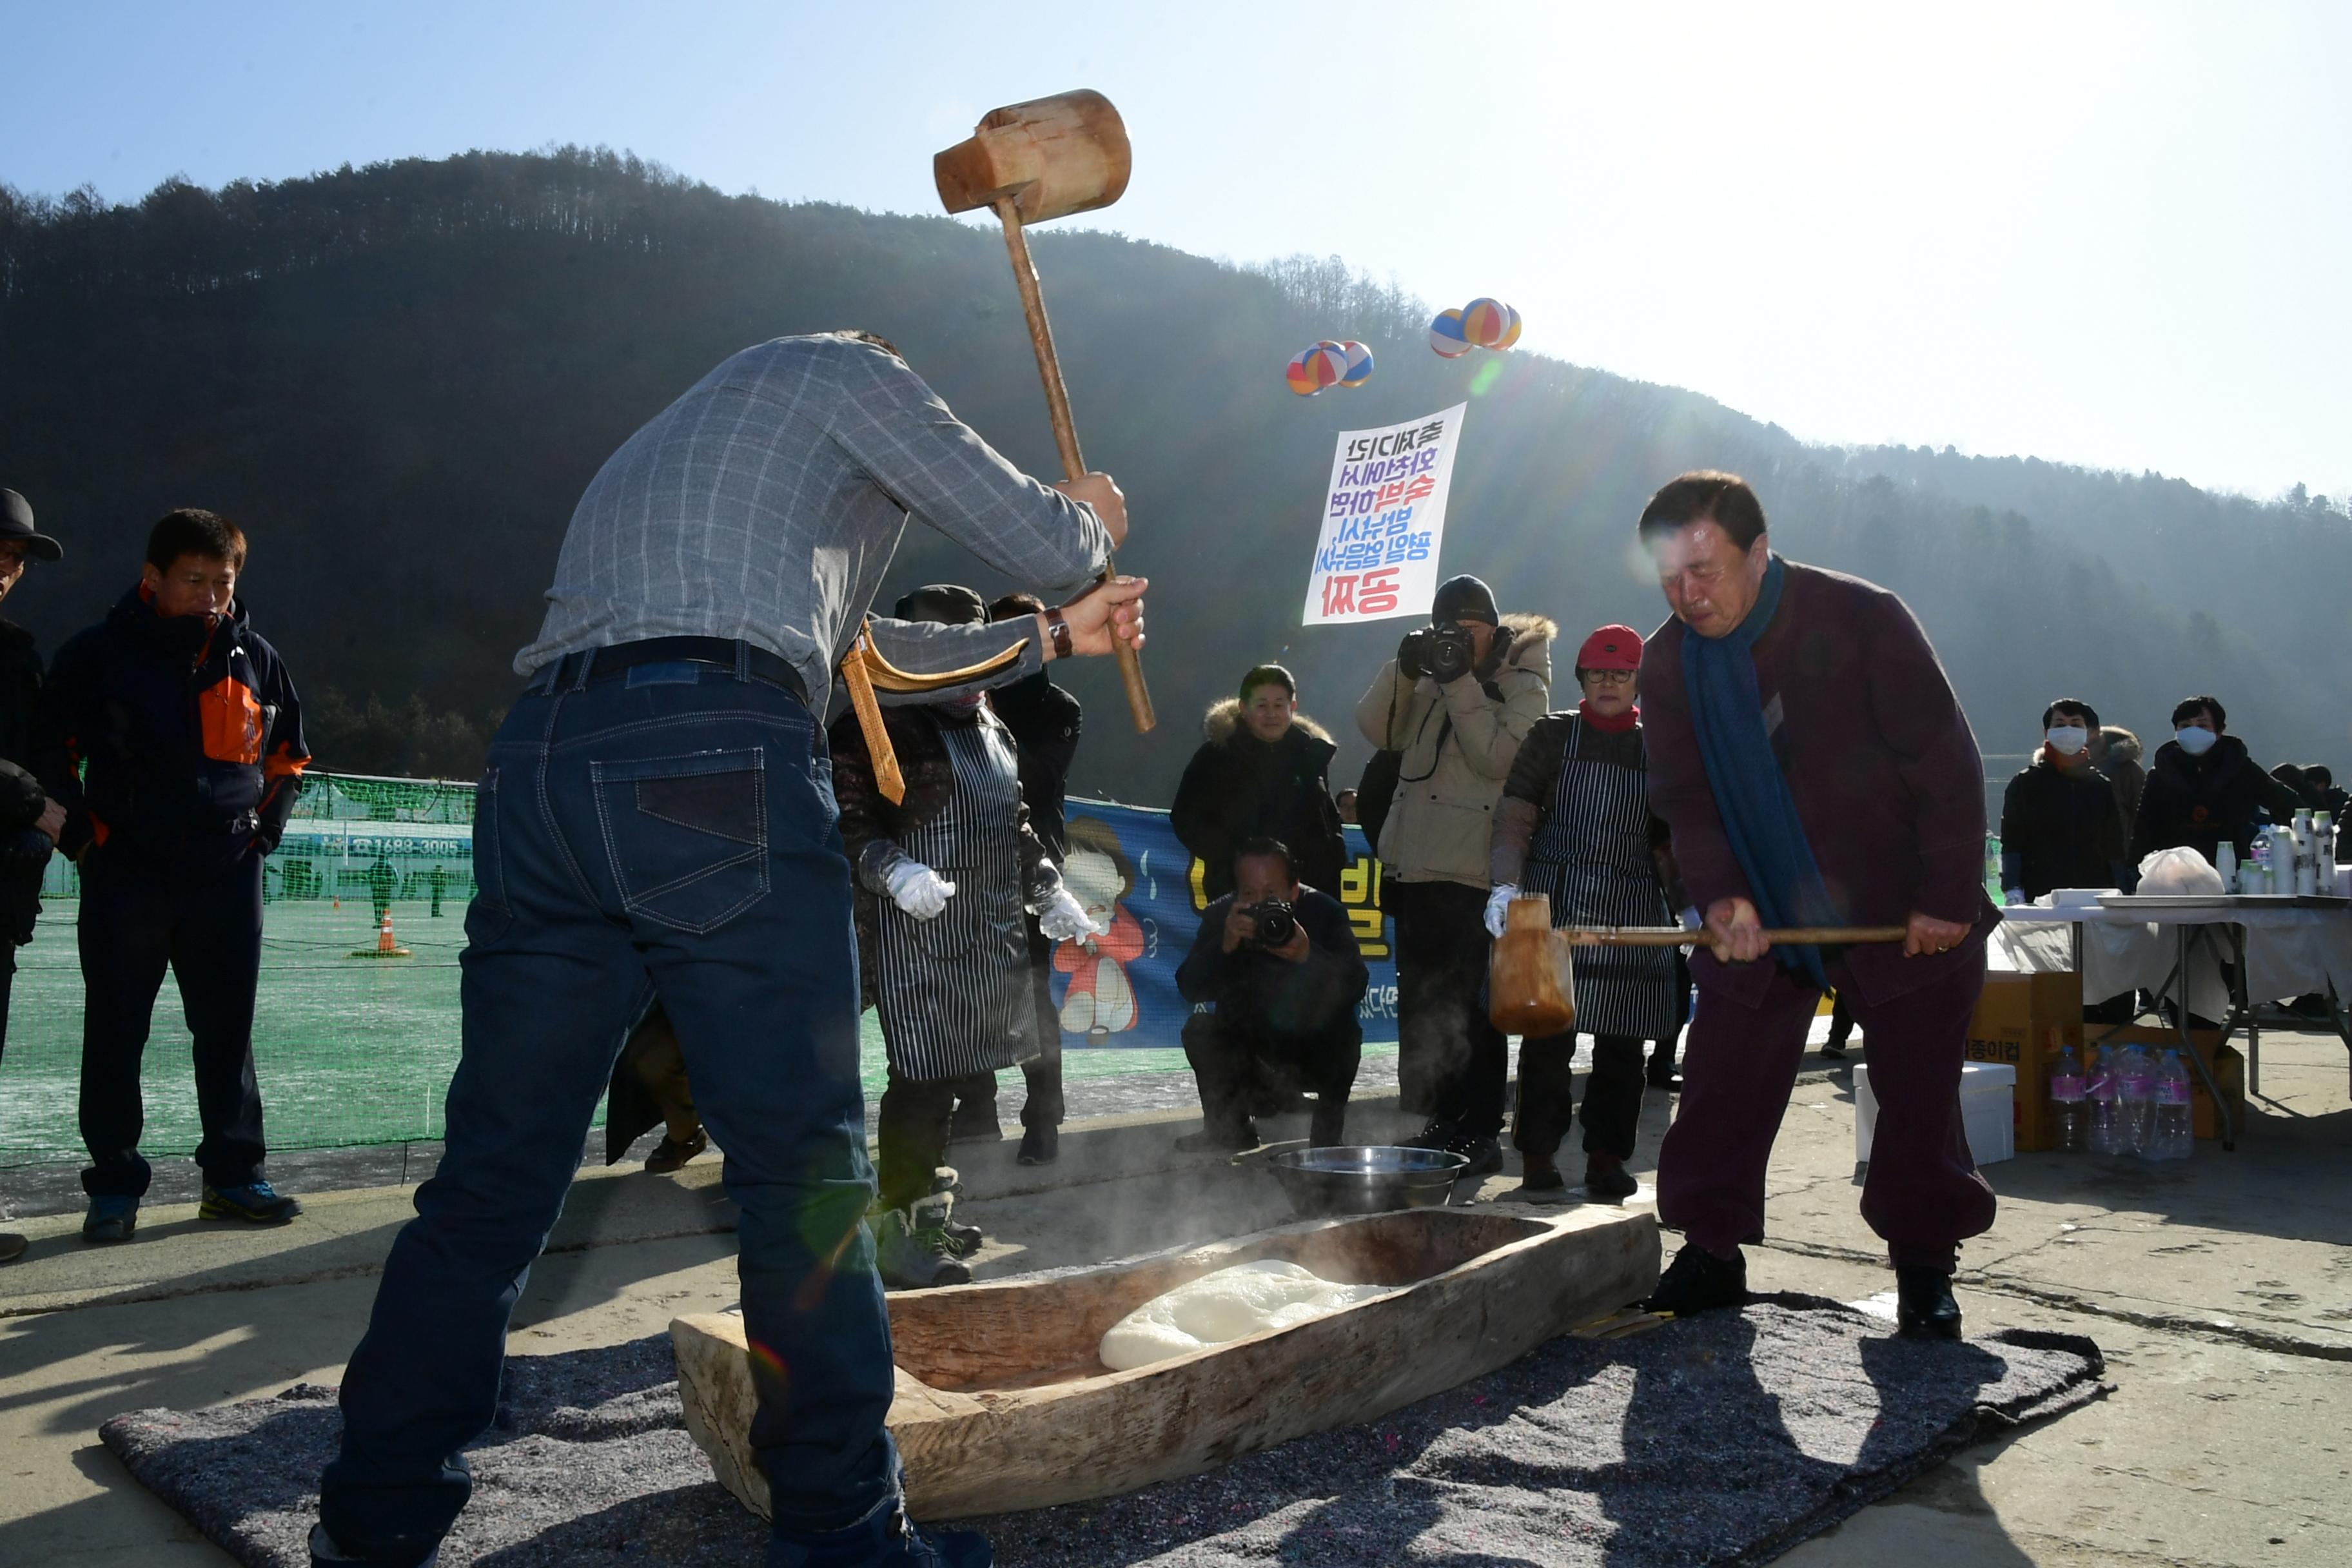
[320,661,897,1555]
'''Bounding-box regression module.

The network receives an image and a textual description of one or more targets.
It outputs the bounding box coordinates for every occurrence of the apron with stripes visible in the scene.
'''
[875,710,1038,1081]
[1523,716,1680,1041]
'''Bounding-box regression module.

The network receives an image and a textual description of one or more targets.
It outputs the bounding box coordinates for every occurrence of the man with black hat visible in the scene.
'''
[1355,574,1554,1175]
[0,489,69,1265]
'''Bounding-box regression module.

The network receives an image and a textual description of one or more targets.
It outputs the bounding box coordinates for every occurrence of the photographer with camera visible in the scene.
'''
[1355,575,1554,1175]
[1174,837,1368,1152]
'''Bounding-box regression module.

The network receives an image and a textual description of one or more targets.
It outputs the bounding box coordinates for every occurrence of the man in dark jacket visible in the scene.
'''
[1175,838,1367,1151]
[41,509,310,1243]
[2128,695,2302,867]
[0,488,68,1266]
[1636,472,1993,1340]
[1999,698,2131,901]
[1171,663,1347,903]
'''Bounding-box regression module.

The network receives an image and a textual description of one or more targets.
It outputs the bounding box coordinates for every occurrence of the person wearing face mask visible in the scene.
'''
[1171,663,1346,905]
[827,584,1102,1290]
[1998,699,2132,904]
[2128,695,2303,868]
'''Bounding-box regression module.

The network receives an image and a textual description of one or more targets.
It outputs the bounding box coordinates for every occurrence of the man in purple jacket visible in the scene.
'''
[1635,472,1994,1340]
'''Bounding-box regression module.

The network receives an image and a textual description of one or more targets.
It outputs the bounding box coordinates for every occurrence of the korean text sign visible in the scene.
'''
[1301,402,1467,626]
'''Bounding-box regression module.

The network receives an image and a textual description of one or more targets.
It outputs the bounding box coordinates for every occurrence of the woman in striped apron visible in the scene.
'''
[1487,624,1687,1200]
[829,585,1096,1288]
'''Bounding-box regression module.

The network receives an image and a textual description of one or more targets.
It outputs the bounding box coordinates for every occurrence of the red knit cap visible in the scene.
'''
[1576,624,1643,672]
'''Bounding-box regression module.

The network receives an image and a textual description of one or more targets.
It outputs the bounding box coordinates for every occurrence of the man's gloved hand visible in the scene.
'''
[2003,887,2027,907]
[1037,886,1100,943]
[1484,884,1518,939]
[885,860,956,921]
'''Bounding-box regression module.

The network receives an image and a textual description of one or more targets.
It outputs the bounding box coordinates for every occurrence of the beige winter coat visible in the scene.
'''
[1354,614,1556,888]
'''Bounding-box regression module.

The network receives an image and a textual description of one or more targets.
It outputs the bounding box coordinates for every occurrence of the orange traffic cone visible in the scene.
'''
[351,910,413,959]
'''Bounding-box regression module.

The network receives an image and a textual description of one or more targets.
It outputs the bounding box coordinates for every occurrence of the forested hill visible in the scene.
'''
[5,149,2347,801]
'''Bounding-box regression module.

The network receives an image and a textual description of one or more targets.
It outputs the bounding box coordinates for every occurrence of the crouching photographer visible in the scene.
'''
[1175,838,1368,1152]
[1354,573,1553,1175]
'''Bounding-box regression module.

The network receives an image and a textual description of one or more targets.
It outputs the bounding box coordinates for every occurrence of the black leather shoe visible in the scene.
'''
[1583,1155,1640,1201]
[1015,1122,1058,1166]
[1894,1266,1963,1340]
[1645,1241,1747,1316]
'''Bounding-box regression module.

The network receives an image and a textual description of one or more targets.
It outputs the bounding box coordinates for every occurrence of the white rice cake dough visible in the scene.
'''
[1099,1259,1393,1371]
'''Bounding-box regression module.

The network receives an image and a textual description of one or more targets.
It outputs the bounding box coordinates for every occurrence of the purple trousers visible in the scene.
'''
[1658,956,1995,1273]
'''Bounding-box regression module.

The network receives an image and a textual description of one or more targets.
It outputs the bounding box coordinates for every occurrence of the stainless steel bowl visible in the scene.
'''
[1268,1145,1471,1218]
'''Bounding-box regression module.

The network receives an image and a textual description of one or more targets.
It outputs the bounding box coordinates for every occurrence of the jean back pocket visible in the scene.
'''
[591,749,770,934]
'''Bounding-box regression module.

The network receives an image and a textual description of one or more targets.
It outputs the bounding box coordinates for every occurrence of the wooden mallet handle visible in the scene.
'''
[994,199,1155,734]
[1560,925,1913,946]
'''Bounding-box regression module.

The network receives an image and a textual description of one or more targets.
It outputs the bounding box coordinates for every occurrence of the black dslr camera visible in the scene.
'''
[1239,899,1297,950]
[1397,623,1486,684]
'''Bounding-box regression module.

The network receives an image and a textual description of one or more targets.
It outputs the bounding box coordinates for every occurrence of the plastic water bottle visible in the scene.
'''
[2149,1049,2195,1161]
[2116,1044,2156,1155]
[2086,1046,2124,1155]
[2249,836,2272,896]
[2048,1045,2088,1153]
[2216,840,2237,894]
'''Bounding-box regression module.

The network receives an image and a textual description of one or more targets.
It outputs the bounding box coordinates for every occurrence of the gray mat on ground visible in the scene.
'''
[100,1294,2104,1567]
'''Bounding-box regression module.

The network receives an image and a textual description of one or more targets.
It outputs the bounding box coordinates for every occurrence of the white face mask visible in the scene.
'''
[2175,726,2219,757]
[2045,725,2089,756]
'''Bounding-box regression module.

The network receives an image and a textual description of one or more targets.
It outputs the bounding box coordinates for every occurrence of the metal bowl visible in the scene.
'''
[1268,1145,1471,1218]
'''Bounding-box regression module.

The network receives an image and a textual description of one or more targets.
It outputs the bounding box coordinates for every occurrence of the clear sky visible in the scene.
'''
[6,1,2346,501]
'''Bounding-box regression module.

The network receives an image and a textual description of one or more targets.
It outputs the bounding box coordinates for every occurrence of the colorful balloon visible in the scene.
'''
[1429,308,1472,358]
[1338,340,1375,386]
[1286,342,1348,395]
[1462,297,1510,349]
[1491,305,1522,351]
[1284,352,1321,396]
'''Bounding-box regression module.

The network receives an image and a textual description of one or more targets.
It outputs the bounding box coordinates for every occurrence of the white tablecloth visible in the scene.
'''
[1992,902,2352,1016]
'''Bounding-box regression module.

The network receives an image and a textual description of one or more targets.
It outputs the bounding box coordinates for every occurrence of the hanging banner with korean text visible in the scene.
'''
[1301,402,1467,626]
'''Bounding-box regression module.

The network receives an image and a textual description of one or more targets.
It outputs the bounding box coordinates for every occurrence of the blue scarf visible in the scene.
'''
[1682,555,1837,988]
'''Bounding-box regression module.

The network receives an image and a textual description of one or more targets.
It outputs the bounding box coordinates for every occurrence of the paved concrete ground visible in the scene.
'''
[2,1033,2347,1566]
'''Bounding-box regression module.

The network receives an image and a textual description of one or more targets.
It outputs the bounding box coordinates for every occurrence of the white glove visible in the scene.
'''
[1037,885,1101,943]
[886,860,956,921]
[1484,885,1519,939]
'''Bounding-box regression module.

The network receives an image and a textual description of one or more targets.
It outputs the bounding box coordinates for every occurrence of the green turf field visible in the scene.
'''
[0,899,1221,1169]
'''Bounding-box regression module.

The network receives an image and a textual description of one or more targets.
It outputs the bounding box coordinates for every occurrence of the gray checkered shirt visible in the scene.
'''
[517,334,1112,714]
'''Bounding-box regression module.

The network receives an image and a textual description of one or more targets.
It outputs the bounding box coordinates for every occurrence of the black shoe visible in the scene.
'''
[1819,1037,1847,1060]
[874,1197,973,1291]
[0,1231,25,1264]
[201,1181,302,1223]
[770,1493,992,1567]
[1583,1155,1639,1201]
[945,1219,984,1258]
[1445,1131,1505,1179]
[82,1194,139,1244]
[1645,1240,1748,1316]
[644,1128,707,1173]
[1400,1117,1456,1152]
[1894,1266,1963,1340]
[1016,1122,1059,1166]
[1174,1121,1257,1153]
[309,1522,440,1566]
[1513,1153,1567,1200]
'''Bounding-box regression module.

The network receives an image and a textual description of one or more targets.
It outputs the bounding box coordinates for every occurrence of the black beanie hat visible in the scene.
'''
[892,583,988,627]
[1431,574,1498,626]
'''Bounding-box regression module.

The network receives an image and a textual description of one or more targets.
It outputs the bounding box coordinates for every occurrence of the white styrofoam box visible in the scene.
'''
[2050,887,2114,907]
[1853,1061,2016,1168]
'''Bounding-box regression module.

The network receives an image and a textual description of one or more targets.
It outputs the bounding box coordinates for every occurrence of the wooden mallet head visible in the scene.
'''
[935,90,1132,224]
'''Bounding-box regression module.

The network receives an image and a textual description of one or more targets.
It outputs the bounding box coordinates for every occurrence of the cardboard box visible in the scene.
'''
[2093,1025,2244,1141]
[1965,972,2084,1153]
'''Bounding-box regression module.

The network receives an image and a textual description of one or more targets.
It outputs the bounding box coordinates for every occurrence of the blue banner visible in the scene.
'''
[1051,799,1397,1049]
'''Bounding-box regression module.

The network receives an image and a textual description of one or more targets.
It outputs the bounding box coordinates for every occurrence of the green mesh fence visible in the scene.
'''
[0,771,1192,1170]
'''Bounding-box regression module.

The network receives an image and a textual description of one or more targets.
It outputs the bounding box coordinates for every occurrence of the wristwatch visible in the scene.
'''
[1044,607,1074,661]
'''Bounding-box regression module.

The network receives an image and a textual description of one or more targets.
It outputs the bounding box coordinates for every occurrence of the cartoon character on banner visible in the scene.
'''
[1054,816,1148,1041]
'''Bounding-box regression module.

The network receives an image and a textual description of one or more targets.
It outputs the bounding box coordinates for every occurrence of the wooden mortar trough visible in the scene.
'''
[672,1202,1659,1520]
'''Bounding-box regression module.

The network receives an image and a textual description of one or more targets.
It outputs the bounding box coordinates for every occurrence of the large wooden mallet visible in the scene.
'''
[936,89,1154,733]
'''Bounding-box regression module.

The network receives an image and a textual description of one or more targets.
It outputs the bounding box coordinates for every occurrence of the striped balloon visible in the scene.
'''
[1308,341,1348,389]
[1338,340,1376,386]
[1284,352,1321,396]
[1491,305,1523,351]
[1429,308,1472,358]
[1462,297,1510,348]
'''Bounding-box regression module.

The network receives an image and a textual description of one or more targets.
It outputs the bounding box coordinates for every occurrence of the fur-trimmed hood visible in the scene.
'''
[1200,697,1335,749]
[2099,726,2142,767]
[1496,613,1558,685]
